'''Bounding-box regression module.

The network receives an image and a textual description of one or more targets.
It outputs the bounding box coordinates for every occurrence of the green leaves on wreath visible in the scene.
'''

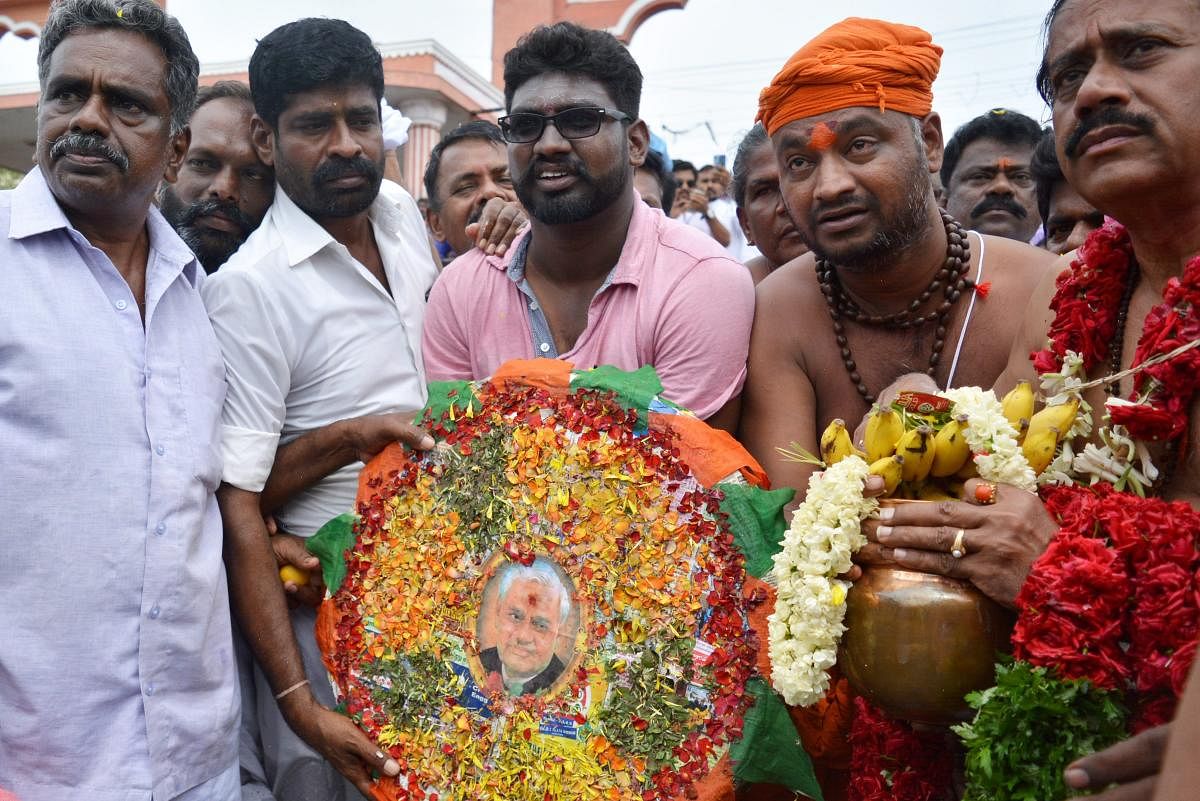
[954,660,1128,801]
[306,513,357,595]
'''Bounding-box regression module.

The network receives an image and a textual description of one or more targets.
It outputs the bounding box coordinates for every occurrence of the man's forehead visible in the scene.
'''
[190,98,255,145]
[46,28,167,94]
[958,138,1033,167]
[443,138,506,171]
[1047,0,1193,57]
[772,108,900,148]
[510,72,615,112]
[280,83,378,116]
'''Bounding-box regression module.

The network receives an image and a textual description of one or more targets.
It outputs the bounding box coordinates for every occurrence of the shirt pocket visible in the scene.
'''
[180,359,227,491]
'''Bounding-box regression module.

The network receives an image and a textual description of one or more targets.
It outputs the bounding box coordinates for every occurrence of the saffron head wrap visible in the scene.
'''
[757,17,943,136]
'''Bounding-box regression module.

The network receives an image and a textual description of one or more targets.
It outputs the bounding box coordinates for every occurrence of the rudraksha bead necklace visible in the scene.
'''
[816,210,974,404]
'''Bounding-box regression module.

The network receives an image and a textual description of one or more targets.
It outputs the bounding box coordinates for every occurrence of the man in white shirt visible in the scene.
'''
[672,162,754,260]
[201,18,436,800]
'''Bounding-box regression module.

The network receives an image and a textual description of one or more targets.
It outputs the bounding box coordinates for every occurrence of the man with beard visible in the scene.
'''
[742,19,1054,511]
[0,1,243,798]
[423,120,524,259]
[201,18,437,800]
[732,123,808,284]
[941,108,1044,243]
[421,22,753,433]
[739,23,1054,797]
[160,81,272,273]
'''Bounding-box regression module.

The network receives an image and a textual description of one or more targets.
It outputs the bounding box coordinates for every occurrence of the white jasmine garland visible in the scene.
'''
[941,387,1038,491]
[768,456,876,706]
[1038,350,1094,440]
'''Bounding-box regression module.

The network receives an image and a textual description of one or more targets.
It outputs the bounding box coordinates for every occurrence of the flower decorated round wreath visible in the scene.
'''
[309,360,768,801]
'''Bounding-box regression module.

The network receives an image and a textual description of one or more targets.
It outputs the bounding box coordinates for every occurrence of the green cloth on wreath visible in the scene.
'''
[731,678,823,800]
[306,513,357,595]
[719,484,795,580]
[423,380,480,431]
[569,364,664,424]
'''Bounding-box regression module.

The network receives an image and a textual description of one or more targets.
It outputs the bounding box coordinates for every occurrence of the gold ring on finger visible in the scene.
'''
[951,528,967,559]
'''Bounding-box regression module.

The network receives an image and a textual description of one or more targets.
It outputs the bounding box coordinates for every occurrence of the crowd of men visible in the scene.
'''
[0,0,1197,799]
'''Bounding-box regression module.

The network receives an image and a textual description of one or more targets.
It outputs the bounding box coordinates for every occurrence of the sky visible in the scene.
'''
[0,0,1055,166]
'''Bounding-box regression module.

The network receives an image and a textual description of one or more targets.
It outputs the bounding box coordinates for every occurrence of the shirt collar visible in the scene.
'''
[272,178,411,268]
[9,166,201,287]
[488,188,655,286]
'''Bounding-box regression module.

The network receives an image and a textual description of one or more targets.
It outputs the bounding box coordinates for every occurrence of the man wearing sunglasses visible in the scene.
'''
[421,22,753,433]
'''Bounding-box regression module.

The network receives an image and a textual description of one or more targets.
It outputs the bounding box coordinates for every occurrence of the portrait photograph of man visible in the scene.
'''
[477,557,579,697]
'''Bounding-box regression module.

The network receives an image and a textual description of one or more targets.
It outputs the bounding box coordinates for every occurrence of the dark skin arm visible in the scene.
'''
[219,484,400,794]
[228,416,433,787]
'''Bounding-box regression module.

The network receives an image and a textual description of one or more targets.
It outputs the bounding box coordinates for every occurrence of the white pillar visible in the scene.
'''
[398,98,448,199]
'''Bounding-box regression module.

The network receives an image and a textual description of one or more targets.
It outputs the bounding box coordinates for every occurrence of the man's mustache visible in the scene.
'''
[312,155,379,185]
[971,194,1026,220]
[177,198,255,237]
[48,132,129,172]
[1063,107,1155,159]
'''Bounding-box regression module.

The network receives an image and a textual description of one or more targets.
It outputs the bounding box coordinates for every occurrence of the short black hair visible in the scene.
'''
[1030,128,1064,227]
[38,0,198,136]
[638,147,676,212]
[503,22,642,119]
[249,18,384,130]
[195,80,252,113]
[672,159,696,176]
[732,123,770,209]
[940,108,1043,186]
[423,120,505,210]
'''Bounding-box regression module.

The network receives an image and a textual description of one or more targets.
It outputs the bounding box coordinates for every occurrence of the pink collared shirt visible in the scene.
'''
[422,197,754,419]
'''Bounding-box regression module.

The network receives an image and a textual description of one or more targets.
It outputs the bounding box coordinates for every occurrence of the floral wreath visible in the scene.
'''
[767,221,1200,801]
[308,360,820,801]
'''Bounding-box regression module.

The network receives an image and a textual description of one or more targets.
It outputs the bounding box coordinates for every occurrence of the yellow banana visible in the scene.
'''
[1026,398,1079,443]
[1014,417,1030,445]
[897,425,936,483]
[930,414,971,477]
[864,405,905,462]
[1000,380,1036,431]
[1022,425,1060,474]
[820,418,855,466]
[868,454,904,495]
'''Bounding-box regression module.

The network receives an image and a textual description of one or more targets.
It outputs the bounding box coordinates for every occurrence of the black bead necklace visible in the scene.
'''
[816,211,974,404]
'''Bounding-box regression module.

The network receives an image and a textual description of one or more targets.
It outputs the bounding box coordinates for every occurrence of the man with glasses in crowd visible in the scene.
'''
[421,21,753,433]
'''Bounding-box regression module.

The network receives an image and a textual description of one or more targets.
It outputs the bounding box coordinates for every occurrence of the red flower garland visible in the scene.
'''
[1034,218,1200,446]
[843,222,1200,800]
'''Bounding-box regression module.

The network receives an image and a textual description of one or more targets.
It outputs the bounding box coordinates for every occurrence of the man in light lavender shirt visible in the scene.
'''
[422,22,753,432]
[0,1,239,800]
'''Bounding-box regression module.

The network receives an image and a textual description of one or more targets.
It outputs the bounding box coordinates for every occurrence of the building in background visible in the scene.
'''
[0,0,684,196]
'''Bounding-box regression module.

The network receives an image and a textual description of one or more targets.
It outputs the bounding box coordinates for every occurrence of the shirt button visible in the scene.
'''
[156,522,166,536]
[146,684,156,697]
[155,444,165,456]
[115,299,128,311]
[149,605,160,620]
[529,301,539,311]
[539,342,550,353]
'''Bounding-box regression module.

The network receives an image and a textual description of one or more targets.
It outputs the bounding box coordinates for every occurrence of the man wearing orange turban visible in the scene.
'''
[741,18,1058,799]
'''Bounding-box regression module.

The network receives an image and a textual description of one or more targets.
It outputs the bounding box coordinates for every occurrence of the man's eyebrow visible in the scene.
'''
[1047,22,1182,76]
[510,99,599,115]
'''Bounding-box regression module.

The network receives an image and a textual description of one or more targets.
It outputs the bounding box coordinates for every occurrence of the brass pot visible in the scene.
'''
[839,506,1014,724]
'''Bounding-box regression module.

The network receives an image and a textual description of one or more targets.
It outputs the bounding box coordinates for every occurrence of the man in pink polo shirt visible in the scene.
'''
[421,22,753,432]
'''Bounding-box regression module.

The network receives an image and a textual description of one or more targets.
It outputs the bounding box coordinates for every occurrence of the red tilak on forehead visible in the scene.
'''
[809,121,837,151]
[528,592,539,607]
[997,157,1014,171]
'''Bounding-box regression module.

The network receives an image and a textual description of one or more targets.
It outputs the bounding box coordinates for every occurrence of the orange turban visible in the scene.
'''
[757,17,942,136]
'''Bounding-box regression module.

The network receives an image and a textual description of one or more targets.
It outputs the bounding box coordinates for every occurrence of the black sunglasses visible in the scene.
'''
[498,106,632,144]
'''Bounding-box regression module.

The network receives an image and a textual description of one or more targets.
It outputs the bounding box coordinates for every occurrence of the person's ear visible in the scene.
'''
[736,205,754,244]
[251,115,276,167]
[921,112,944,176]
[627,119,649,168]
[164,125,190,183]
[427,208,446,241]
